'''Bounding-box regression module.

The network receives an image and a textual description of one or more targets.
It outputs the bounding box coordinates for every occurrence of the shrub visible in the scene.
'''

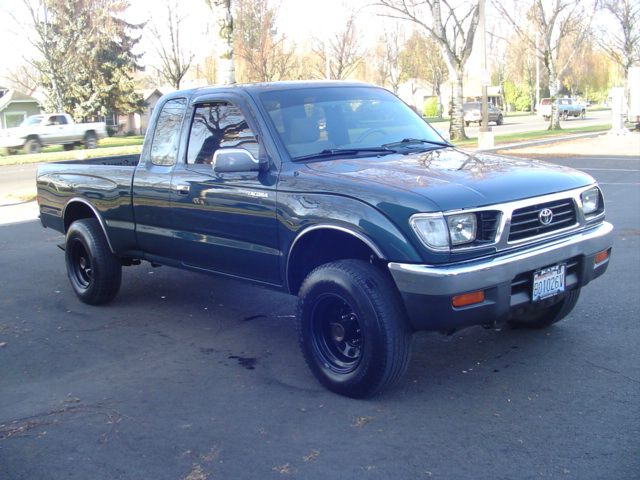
[423,97,438,117]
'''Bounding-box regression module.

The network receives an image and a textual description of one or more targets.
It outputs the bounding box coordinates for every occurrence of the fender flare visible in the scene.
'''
[62,197,115,253]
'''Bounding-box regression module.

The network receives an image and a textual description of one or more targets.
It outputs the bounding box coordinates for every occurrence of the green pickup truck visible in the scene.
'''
[36,82,614,397]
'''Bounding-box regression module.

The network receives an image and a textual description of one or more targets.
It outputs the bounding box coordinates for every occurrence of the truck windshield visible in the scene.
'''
[259,86,447,160]
[21,115,43,127]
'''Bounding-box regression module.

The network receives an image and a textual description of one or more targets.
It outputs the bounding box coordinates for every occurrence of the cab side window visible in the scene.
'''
[187,102,259,165]
[150,98,187,166]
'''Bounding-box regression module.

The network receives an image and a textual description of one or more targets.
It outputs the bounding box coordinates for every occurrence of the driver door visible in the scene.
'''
[169,95,281,285]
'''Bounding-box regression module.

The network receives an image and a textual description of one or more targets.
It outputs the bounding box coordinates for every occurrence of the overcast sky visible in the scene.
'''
[0,0,383,81]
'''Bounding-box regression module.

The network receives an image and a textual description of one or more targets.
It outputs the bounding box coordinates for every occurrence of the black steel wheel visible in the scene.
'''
[297,259,412,398]
[508,288,580,329]
[65,218,122,305]
[310,293,364,375]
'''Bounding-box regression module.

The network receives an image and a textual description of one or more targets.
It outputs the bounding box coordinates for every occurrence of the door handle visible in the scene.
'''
[175,184,190,195]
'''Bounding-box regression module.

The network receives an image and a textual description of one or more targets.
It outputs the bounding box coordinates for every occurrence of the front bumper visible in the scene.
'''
[388,222,614,331]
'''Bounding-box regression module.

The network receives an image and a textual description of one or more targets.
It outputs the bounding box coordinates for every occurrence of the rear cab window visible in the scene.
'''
[150,98,187,166]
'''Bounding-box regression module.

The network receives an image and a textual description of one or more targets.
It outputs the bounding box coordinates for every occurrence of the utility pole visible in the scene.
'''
[480,0,488,133]
[478,0,493,148]
[535,31,540,110]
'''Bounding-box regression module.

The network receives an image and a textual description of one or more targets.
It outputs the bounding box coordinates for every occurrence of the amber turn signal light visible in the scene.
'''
[452,290,485,308]
[594,250,609,264]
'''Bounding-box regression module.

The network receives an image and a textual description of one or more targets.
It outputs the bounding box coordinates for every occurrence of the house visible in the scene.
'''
[0,88,42,129]
[107,88,166,135]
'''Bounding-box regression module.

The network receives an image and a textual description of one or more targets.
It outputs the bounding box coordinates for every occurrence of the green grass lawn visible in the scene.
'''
[452,123,612,148]
[0,144,143,166]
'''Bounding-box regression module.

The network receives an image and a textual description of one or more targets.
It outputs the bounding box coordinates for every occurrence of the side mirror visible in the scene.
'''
[213,148,262,173]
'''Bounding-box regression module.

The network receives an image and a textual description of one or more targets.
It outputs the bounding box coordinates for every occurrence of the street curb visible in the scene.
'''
[476,131,608,153]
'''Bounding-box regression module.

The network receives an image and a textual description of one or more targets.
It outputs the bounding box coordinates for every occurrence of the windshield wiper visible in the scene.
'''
[383,138,451,149]
[293,147,397,161]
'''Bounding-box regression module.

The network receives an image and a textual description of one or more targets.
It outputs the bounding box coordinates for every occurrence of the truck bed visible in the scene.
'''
[37,154,141,253]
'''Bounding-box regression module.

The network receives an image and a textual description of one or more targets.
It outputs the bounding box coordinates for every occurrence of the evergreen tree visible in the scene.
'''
[26,0,145,120]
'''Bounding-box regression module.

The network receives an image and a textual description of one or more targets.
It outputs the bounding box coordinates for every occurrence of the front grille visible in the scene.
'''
[508,199,577,242]
[476,211,500,243]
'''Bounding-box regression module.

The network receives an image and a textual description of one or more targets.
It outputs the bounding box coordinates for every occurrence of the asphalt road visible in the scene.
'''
[0,153,639,479]
[430,109,612,137]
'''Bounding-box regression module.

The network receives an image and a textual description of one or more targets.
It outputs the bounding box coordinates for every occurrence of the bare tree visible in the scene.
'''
[378,0,480,140]
[373,26,404,93]
[597,0,640,85]
[205,0,235,84]
[150,1,194,89]
[16,0,80,111]
[5,64,40,95]
[235,0,296,82]
[494,0,597,130]
[400,30,448,117]
[312,13,365,80]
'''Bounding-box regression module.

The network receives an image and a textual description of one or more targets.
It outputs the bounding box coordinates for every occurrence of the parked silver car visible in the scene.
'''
[463,102,504,126]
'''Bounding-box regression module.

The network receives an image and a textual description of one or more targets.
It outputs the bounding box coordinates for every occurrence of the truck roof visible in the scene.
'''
[162,80,377,101]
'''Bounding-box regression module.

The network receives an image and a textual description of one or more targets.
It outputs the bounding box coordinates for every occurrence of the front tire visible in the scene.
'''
[297,259,412,398]
[497,114,504,125]
[65,218,122,305]
[508,289,580,329]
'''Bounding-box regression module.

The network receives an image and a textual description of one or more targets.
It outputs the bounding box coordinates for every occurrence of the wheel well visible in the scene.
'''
[63,201,97,232]
[85,130,96,138]
[287,229,383,295]
[25,135,40,143]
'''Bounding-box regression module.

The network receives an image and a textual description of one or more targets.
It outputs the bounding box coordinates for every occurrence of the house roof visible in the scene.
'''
[0,89,41,113]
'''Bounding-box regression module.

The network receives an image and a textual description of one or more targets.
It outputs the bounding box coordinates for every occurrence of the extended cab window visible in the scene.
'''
[186,102,259,165]
[150,98,187,166]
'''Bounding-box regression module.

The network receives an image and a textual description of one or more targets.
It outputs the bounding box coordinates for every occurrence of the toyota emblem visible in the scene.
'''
[538,208,553,225]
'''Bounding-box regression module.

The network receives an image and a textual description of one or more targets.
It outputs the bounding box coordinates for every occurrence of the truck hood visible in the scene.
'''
[305,147,595,211]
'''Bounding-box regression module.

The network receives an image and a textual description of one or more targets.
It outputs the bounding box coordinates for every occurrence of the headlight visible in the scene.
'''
[410,214,449,250]
[410,212,477,250]
[581,187,600,215]
[447,213,477,245]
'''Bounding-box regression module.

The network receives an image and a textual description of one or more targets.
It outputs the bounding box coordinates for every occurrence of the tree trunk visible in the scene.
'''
[548,63,562,130]
[449,72,466,140]
[217,0,235,85]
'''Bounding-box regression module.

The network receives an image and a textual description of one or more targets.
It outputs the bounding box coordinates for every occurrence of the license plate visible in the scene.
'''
[532,264,566,301]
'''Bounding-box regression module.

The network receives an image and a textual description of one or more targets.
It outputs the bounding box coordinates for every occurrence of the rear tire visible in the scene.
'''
[24,138,42,154]
[84,131,98,149]
[497,114,504,126]
[297,259,412,398]
[508,289,580,329]
[65,218,122,305]
[580,109,586,119]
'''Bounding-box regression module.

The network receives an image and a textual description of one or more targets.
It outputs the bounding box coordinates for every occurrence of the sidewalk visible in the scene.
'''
[494,130,640,158]
[0,200,39,226]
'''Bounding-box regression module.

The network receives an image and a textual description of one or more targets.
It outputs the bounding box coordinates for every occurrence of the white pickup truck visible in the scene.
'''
[0,113,107,154]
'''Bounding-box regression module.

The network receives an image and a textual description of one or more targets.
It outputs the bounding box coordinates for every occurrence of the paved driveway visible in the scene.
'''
[0,148,638,479]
